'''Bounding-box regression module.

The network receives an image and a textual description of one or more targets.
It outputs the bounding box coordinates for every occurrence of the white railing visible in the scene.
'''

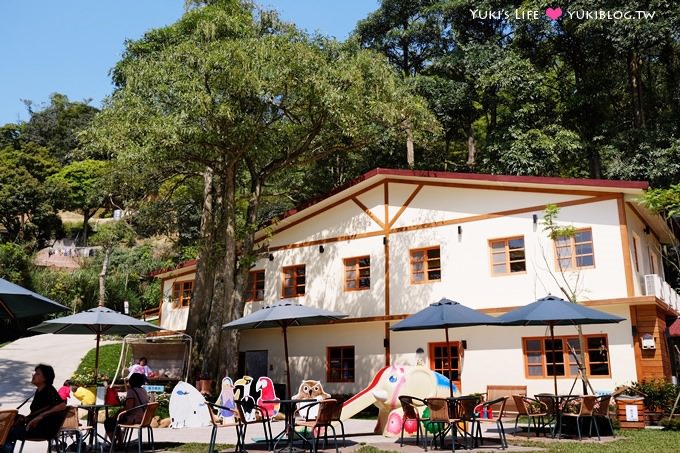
[644,274,680,312]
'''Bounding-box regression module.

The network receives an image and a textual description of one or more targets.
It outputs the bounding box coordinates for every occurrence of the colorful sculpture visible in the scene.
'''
[292,379,331,420]
[342,365,455,435]
[169,381,211,428]
[234,376,257,422]
[256,376,280,417]
[215,376,236,419]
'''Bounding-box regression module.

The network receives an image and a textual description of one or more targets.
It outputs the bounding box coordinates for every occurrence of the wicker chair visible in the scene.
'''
[534,394,558,436]
[512,395,548,437]
[398,395,429,450]
[0,409,18,446]
[425,398,460,452]
[295,399,341,453]
[206,401,243,453]
[18,408,68,453]
[111,401,159,453]
[57,406,95,453]
[475,397,508,449]
[233,399,273,451]
[594,394,615,438]
[560,395,599,440]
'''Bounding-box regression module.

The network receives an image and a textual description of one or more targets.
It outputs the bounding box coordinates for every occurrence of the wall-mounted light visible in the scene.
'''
[457,225,463,235]
[532,214,538,225]
[383,236,388,245]
[268,253,274,261]
[461,340,467,350]
[383,338,390,348]
[643,226,651,235]
[631,325,638,337]
[319,245,325,254]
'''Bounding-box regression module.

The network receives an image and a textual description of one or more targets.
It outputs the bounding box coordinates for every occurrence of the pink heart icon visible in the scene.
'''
[545,7,562,20]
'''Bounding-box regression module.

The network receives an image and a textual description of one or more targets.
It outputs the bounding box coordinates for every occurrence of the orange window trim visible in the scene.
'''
[428,341,462,387]
[553,227,595,271]
[281,264,306,299]
[172,280,194,307]
[343,256,370,291]
[327,345,355,383]
[489,235,526,276]
[522,334,611,379]
[246,270,265,302]
[409,246,441,284]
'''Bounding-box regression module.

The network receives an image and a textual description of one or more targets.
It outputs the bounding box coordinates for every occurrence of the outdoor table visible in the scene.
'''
[80,403,117,451]
[264,398,317,453]
[447,396,482,449]
[540,394,580,438]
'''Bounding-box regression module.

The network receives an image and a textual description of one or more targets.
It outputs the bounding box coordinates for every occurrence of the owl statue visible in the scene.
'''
[293,379,331,420]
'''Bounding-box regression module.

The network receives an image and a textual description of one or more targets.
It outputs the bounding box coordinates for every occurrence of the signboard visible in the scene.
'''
[144,384,165,393]
[625,404,639,421]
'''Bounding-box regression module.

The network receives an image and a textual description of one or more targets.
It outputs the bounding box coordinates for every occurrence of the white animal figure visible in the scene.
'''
[169,381,211,428]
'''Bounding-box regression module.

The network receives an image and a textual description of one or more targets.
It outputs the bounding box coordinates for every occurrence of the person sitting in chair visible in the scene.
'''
[104,373,149,446]
[2,364,67,453]
[127,357,152,378]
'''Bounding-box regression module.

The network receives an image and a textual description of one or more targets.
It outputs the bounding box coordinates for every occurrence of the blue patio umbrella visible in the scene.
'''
[224,302,347,398]
[391,298,501,396]
[497,295,625,394]
[0,277,68,320]
[29,305,162,385]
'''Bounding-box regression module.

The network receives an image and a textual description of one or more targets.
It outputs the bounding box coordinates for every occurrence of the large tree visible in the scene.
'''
[86,0,433,380]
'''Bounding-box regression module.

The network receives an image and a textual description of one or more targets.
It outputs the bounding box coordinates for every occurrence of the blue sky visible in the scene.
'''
[0,1,378,125]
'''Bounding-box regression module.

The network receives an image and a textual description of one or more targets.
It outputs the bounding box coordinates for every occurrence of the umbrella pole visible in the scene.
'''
[550,323,558,395]
[94,332,100,388]
[445,327,453,397]
[283,325,291,399]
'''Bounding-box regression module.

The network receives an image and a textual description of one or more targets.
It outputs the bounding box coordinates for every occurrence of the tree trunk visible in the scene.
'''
[186,166,220,378]
[82,210,93,246]
[576,325,592,395]
[406,125,415,167]
[98,248,110,307]
[628,50,646,128]
[202,160,237,382]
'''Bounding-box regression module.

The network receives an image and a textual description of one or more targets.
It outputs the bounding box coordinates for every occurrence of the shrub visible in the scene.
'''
[660,416,680,430]
[627,379,678,413]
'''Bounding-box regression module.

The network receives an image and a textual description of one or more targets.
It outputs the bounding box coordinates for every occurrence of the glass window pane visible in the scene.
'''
[575,230,592,242]
[589,363,609,375]
[492,253,505,264]
[528,366,543,376]
[493,264,506,274]
[575,244,593,255]
[576,256,594,267]
[508,238,524,249]
[491,241,505,250]
[510,261,526,272]
[427,248,441,259]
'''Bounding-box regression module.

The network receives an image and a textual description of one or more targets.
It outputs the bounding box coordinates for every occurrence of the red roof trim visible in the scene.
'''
[275,168,648,224]
[150,258,198,278]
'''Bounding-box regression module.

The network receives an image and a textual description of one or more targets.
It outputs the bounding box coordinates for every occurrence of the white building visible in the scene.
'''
[154,168,679,396]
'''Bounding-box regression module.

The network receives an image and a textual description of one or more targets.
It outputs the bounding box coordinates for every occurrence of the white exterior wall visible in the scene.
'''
[159,174,667,394]
[159,272,194,331]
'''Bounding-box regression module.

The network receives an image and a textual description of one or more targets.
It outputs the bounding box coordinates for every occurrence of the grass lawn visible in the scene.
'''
[72,342,124,383]
[510,429,680,452]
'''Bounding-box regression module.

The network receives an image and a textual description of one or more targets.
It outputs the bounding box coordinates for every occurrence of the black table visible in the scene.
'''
[80,403,117,451]
[265,398,317,453]
[537,394,580,438]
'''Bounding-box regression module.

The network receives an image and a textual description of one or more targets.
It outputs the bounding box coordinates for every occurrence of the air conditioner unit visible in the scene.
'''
[644,274,659,297]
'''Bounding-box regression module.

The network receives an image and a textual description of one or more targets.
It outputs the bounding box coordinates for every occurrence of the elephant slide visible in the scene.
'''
[341,365,455,435]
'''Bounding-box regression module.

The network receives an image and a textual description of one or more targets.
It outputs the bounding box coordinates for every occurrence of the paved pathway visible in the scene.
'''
[0,333,107,408]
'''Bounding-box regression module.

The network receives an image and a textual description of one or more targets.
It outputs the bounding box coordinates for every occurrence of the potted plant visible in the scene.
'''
[627,379,677,425]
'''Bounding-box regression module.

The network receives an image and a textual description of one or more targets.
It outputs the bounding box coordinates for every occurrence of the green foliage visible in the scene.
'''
[626,379,678,413]
[72,343,123,385]
[641,184,680,218]
[542,204,577,241]
[660,415,680,430]
[0,243,32,285]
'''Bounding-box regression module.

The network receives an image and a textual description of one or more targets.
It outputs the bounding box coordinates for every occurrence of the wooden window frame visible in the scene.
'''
[172,280,193,307]
[522,334,611,379]
[327,346,355,383]
[632,233,640,273]
[489,236,526,276]
[428,341,462,389]
[343,256,371,291]
[410,246,442,284]
[281,264,306,299]
[553,228,595,270]
[245,270,265,302]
